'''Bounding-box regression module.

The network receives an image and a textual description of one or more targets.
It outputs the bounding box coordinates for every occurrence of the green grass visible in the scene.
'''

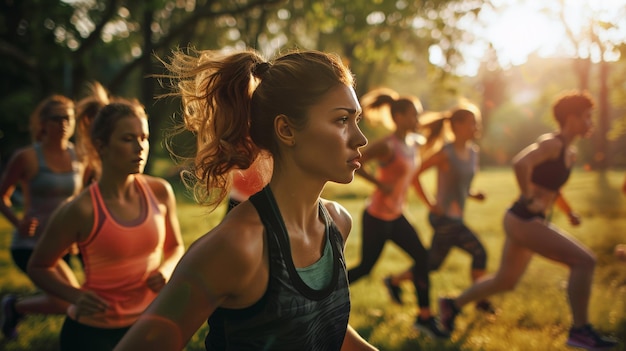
[1,168,625,350]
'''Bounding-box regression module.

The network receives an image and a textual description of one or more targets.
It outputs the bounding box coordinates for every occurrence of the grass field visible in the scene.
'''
[0,167,625,350]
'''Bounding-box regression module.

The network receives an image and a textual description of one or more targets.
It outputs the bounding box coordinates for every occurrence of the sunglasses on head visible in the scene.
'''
[46,115,71,123]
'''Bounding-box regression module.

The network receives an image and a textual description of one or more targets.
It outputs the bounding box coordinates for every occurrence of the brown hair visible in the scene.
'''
[75,82,111,180]
[85,99,147,172]
[29,95,74,142]
[420,100,481,156]
[159,48,355,208]
[552,90,594,127]
[360,87,423,130]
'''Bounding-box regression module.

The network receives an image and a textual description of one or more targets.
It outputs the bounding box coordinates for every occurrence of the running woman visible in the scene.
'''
[346,88,449,338]
[383,103,494,314]
[114,49,378,350]
[438,91,618,350]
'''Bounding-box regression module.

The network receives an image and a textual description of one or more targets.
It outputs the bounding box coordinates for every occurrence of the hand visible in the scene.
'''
[146,270,167,292]
[568,211,581,226]
[74,290,109,319]
[18,217,39,237]
[473,192,486,201]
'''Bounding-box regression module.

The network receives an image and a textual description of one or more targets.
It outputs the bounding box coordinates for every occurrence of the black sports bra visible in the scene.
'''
[530,135,571,191]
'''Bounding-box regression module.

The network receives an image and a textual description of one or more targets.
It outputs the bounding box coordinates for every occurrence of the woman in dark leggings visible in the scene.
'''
[383,103,494,314]
[347,88,448,339]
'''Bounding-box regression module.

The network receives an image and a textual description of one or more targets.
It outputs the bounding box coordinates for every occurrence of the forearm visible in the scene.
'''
[555,193,573,215]
[355,168,380,188]
[341,325,378,351]
[159,246,185,280]
[28,262,82,304]
[0,201,20,228]
[513,161,533,198]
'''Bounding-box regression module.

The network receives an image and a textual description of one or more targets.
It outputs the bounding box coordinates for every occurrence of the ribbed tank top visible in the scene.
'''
[75,175,165,328]
[436,143,478,218]
[366,134,419,221]
[11,143,81,249]
[205,186,350,350]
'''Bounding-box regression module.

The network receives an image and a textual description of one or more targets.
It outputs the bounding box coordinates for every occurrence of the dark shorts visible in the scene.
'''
[11,248,74,274]
[508,199,546,221]
[60,317,131,351]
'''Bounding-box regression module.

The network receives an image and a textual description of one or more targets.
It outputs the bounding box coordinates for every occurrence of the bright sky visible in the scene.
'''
[448,0,626,76]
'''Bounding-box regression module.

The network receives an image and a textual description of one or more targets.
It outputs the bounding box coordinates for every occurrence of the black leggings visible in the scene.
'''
[348,211,430,308]
[10,248,73,274]
[427,213,487,271]
[60,317,130,351]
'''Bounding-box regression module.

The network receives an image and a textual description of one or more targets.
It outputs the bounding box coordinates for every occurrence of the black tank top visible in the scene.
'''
[530,135,571,191]
[205,186,351,350]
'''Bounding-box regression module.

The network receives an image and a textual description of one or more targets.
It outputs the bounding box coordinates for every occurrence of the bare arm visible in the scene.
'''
[554,192,581,226]
[355,138,392,192]
[411,149,446,213]
[115,216,266,351]
[27,194,109,317]
[144,177,185,292]
[0,149,29,229]
[341,325,379,351]
[512,135,562,200]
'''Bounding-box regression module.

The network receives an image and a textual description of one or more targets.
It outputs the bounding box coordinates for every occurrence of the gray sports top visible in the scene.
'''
[436,142,478,219]
[11,143,81,249]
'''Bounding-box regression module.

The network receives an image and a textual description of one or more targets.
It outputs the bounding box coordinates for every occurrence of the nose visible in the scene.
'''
[351,123,368,149]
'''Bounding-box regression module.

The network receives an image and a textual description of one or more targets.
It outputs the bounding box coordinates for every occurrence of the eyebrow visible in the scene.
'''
[333,107,361,115]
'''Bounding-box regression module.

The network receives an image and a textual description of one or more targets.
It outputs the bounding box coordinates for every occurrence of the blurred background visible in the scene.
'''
[1,0,625,177]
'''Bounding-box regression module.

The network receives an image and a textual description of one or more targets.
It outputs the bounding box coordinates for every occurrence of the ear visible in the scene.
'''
[93,139,106,157]
[274,114,296,146]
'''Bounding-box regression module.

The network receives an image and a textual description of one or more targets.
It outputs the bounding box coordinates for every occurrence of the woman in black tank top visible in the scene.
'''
[115,49,377,351]
[437,91,618,350]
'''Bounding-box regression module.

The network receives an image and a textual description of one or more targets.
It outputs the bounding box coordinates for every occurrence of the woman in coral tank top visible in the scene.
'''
[28,99,185,351]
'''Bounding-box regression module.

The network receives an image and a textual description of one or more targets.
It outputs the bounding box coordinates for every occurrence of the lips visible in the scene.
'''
[348,154,362,168]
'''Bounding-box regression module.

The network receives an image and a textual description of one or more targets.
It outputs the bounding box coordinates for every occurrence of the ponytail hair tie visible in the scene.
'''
[252,62,272,78]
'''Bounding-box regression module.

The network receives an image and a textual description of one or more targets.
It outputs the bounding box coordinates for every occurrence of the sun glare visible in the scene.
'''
[452,0,626,76]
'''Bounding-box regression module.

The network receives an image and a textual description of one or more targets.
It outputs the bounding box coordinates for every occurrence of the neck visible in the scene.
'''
[268,169,324,232]
[97,173,138,200]
[556,130,577,146]
[40,137,69,151]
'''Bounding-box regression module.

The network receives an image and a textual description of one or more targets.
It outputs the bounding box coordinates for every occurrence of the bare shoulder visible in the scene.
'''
[183,201,266,295]
[535,133,564,158]
[5,146,36,174]
[51,188,95,242]
[140,174,175,201]
[321,198,352,241]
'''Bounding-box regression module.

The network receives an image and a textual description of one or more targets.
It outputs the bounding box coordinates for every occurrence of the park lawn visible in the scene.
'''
[0,167,625,350]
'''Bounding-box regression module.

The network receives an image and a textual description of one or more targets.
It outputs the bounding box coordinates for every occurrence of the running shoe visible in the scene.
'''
[413,316,450,339]
[438,297,460,332]
[383,276,402,304]
[1,294,22,340]
[566,324,618,350]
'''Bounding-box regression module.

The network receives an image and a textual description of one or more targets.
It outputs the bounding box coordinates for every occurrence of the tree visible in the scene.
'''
[552,0,626,169]
[1,0,489,172]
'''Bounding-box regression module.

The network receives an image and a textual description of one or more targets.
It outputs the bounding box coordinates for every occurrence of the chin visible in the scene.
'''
[332,174,355,185]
